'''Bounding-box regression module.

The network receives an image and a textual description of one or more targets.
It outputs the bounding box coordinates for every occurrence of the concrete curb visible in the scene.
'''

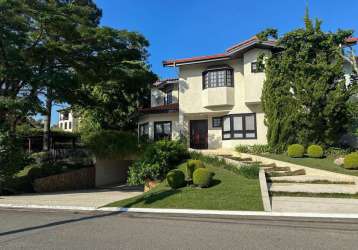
[259,169,272,212]
[2,203,358,219]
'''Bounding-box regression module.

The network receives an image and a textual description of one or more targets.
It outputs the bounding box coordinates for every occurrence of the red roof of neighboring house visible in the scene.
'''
[163,36,358,67]
[346,37,358,44]
[139,103,179,114]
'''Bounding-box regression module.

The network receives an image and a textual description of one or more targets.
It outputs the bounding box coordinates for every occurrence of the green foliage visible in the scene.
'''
[186,160,205,180]
[127,162,161,185]
[261,10,355,151]
[307,145,324,158]
[287,144,305,158]
[166,170,186,189]
[238,164,261,179]
[85,130,138,159]
[193,168,215,188]
[235,144,273,154]
[235,145,250,153]
[127,140,189,185]
[256,28,278,41]
[326,147,352,157]
[0,132,29,193]
[343,153,358,169]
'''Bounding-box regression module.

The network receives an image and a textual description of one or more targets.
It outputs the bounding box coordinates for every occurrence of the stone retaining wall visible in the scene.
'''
[33,167,95,193]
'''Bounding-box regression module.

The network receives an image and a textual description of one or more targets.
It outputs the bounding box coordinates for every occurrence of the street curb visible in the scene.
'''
[2,203,358,219]
[259,169,272,212]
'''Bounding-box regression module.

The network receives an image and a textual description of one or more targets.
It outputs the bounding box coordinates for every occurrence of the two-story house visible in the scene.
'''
[138,36,357,149]
[58,108,79,132]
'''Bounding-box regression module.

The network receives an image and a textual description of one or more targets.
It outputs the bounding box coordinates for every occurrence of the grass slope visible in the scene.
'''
[106,163,263,211]
[262,154,358,177]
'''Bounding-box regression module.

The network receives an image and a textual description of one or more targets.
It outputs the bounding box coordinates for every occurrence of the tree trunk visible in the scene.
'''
[43,90,52,151]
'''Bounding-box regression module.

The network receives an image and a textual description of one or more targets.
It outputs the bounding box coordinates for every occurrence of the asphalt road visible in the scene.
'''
[1,209,358,249]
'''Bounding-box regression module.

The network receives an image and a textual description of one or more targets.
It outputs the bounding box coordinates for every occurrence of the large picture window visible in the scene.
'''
[154,121,172,141]
[203,67,233,89]
[139,123,149,138]
[222,114,257,140]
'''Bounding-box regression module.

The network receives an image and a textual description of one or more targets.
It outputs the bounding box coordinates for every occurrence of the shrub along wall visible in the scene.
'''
[33,167,95,193]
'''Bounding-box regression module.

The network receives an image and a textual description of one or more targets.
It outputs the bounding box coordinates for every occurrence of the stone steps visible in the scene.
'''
[269,183,358,194]
[269,175,356,184]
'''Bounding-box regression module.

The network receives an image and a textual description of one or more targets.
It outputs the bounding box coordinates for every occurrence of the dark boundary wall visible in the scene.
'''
[33,167,95,193]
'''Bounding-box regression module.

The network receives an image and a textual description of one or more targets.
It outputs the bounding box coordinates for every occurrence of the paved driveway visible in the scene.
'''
[0,186,143,208]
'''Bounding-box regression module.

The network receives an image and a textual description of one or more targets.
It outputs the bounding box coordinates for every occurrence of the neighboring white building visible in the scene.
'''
[58,108,79,132]
[138,36,357,150]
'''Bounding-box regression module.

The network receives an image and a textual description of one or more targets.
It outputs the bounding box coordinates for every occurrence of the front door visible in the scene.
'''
[190,120,208,149]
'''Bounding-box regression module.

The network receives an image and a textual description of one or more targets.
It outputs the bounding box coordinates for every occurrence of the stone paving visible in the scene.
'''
[0,185,143,208]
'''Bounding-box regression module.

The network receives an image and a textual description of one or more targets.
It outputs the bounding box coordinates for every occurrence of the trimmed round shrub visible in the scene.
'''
[193,168,215,188]
[343,152,358,169]
[186,160,205,180]
[307,145,324,158]
[166,169,186,189]
[287,144,305,158]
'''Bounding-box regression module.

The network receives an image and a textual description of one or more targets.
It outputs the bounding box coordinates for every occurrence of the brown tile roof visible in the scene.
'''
[139,103,179,114]
[163,36,358,67]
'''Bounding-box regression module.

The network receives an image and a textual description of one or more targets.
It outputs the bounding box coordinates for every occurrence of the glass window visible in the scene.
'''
[222,114,257,140]
[203,68,233,89]
[64,122,67,129]
[164,88,173,105]
[139,123,149,138]
[68,122,72,130]
[154,121,172,141]
[212,117,222,128]
[251,62,264,73]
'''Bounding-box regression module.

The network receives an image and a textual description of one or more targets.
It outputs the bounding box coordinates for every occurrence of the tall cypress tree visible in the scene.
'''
[261,10,356,152]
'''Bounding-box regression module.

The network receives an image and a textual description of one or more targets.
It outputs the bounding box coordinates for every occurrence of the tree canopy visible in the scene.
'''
[0,0,156,184]
[261,10,357,152]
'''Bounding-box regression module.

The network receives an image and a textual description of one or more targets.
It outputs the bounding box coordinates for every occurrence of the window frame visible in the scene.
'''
[154,121,172,141]
[212,117,222,128]
[251,61,264,73]
[163,88,173,105]
[221,113,257,140]
[202,67,234,89]
[139,122,149,138]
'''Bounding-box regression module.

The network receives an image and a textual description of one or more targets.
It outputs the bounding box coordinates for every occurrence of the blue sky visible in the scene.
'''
[51,0,358,124]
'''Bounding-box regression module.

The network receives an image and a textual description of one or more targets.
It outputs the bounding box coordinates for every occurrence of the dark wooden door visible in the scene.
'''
[190,120,208,149]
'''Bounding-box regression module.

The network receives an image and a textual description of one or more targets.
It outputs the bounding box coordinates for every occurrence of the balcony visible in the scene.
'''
[202,87,235,108]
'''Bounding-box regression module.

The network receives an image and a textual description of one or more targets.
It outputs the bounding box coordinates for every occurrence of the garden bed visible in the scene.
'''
[105,162,263,211]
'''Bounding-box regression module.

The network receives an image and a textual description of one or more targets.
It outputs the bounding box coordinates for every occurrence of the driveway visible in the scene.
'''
[0,186,143,208]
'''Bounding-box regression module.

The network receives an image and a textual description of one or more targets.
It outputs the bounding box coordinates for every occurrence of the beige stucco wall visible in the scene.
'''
[177,48,269,148]
[139,113,180,140]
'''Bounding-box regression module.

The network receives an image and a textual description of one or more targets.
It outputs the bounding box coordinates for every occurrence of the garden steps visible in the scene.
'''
[269,175,356,184]
[269,183,358,194]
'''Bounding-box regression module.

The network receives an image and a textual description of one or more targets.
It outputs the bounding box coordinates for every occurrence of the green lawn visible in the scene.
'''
[106,162,264,211]
[262,153,358,177]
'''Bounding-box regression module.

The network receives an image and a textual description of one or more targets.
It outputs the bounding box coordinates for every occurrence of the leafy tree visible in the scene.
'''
[261,9,356,152]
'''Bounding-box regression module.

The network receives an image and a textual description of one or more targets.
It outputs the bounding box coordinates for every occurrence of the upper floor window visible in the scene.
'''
[251,62,264,73]
[164,89,173,105]
[203,67,233,89]
[60,112,69,121]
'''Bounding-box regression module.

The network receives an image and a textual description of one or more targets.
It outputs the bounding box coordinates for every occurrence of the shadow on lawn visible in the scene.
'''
[122,189,181,207]
[121,179,222,208]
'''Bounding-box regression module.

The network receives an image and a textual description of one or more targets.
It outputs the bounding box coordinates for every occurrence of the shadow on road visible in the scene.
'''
[0,211,122,237]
